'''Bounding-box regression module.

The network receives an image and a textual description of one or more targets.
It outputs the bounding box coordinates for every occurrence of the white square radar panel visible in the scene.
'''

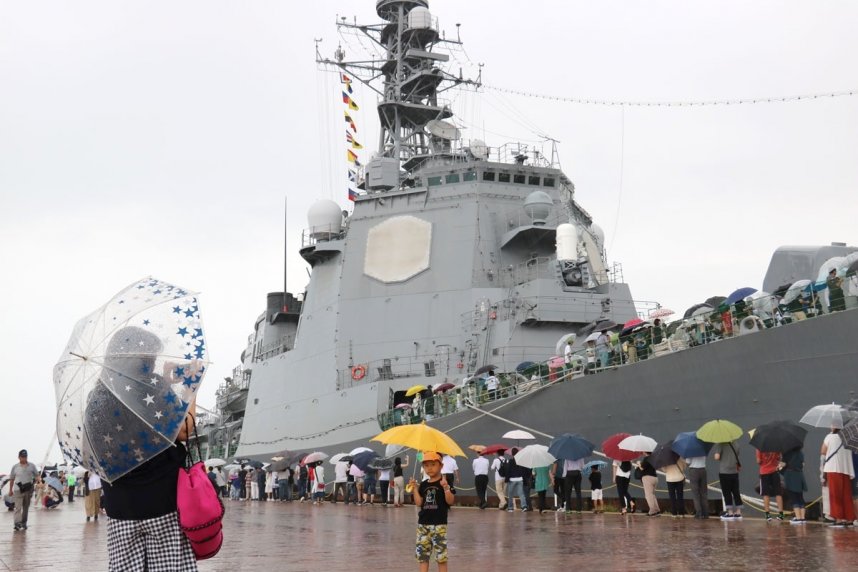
[363,215,432,283]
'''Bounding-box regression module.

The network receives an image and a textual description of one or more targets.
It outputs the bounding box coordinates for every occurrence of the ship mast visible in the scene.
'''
[317,0,481,190]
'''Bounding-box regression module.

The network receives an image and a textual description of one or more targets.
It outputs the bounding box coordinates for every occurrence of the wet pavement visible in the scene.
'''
[2,499,858,571]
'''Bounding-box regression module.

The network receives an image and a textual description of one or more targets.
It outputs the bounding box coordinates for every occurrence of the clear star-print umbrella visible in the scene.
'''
[53,277,209,483]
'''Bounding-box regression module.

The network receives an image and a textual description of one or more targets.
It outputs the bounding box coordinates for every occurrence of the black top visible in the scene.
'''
[102,443,186,520]
[589,470,602,490]
[394,464,403,478]
[640,459,657,478]
[417,479,450,525]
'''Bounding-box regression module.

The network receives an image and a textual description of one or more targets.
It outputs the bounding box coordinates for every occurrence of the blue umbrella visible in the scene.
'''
[352,450,380,472]
[548,433,595,461]
[725,287,757,305]
[44,476,63,493]
[671,431,713,458]
[582,460,607,477]
[516,361,536,373]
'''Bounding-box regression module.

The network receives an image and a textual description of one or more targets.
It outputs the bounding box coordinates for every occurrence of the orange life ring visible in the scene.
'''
[351,365,366,381]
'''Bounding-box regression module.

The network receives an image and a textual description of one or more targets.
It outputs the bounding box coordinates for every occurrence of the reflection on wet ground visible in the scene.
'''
[2,501,857,570]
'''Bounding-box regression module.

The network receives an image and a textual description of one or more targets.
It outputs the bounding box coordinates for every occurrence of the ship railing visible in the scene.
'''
[338,353,461,390]
[378,288,858,428]
[253,334,295,362]
[301,225,345,249]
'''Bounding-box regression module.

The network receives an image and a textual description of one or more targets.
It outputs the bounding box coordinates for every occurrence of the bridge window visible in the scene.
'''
[482,171,496,181]
[498,173,511,183]
[445,174,460,184]
[528,176,540,186]
[428,176,443,187]
[513,174,526,184]
[463,171,477,182]
[543,177,556,187]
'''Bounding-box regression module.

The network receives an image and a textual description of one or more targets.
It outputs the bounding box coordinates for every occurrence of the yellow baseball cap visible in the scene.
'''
[421,451,442,463]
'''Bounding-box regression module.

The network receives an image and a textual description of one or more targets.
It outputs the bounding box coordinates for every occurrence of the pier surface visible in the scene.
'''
[2,500,857,570]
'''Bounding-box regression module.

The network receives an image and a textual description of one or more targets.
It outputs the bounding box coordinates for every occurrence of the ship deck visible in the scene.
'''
[4,499,857,570]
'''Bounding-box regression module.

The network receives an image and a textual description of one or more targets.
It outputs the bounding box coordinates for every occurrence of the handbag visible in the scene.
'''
[177,421,225,560]
[17,481,34,493]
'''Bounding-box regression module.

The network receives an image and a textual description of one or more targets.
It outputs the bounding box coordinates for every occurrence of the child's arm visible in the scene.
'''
[440,475,455,505]
[409,478,422,505]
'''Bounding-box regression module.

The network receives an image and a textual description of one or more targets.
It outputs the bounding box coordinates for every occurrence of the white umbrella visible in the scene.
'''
[817,256,847,281]
[618,434,658,453]
[329,453,349,465]
[349,446,373,456]
[72,466,87,477]
[302,451,329,465]
[223,464,240,472]
[800,403,855,429]
[782,279,812,304]
[205,458,226,468]
[502,430,535,440]
[584,331,601,343]
[56,465,71,472]
[555,333,577,355]
[348,463,365,478]
[513,444,556,469]
[385,444,406,458]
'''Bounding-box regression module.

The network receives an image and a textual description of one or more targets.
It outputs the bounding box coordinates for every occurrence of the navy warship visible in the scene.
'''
[205,0,858,499]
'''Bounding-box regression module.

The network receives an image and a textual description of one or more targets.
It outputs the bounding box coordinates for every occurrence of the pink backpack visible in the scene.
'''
[177,461,224,560]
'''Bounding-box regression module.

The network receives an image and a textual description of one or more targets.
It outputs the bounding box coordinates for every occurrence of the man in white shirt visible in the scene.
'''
[564,341,574,368]
[441,454,460,494]
[485,371,499,401]
[472,453,490,509]
[490,452,508,510]
[332,460,349,503]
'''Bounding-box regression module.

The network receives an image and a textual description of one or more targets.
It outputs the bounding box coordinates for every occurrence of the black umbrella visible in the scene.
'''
[683,303,713,319]
[749,420,807,453]
[547,433,595,461]
[840,418,858,452]
[368,458,394,470]
[239,460,264,469]
[594,319,617,331]
[352,451,380,472]
[845,398,858,413]
[474,364,497,376]
[772,283,792,298]
[269,459,291,472]
[649,440,679,469]
[703,296,726,309]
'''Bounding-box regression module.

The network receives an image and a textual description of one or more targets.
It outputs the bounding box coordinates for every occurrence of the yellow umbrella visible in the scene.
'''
[405,385,427,397]
[696,419,743,443]
[468,444,486,453]
[371,421,465,457]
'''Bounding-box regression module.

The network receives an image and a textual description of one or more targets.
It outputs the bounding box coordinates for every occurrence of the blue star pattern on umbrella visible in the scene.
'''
[54,277,209,482]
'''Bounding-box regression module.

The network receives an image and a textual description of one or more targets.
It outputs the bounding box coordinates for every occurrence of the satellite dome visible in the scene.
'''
[307,200,343,240]
[524,191,553,225]
[408,7,433,29]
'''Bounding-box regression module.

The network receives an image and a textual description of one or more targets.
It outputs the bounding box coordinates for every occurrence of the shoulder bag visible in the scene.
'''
[177,421,225,560]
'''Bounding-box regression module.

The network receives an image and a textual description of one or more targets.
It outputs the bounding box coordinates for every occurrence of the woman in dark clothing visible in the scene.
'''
[782,447,807,524]
[613,460,635,514]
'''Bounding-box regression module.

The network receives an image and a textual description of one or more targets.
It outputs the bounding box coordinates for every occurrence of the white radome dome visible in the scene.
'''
[307,200,343,239]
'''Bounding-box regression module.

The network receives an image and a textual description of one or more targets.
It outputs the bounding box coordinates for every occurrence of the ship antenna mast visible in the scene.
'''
[316,0,481,190]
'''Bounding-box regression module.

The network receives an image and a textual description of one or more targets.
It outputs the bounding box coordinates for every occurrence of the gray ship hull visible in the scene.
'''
[304,308,858,501]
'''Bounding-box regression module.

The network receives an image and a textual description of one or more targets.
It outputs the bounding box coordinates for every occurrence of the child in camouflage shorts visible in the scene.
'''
[409,451,455,572]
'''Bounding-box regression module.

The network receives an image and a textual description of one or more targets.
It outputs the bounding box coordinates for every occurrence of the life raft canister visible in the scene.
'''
[351,365,367,380]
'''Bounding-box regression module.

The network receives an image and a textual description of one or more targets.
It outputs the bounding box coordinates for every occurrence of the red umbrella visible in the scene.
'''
[601,433,641,461]
[623,318,644,329]
[433,383,456,393]
[480,443,512,455]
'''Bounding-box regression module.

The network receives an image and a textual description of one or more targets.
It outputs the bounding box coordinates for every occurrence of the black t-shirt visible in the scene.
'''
[589,470,602,490]
[394,464,403,478]
[102,443,186,520]
[418,479,450,525]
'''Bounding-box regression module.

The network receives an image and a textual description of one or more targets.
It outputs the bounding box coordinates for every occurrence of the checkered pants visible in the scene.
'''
[107,511,197,571]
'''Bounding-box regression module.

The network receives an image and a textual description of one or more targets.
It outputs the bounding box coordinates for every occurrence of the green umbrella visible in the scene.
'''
[696,419,743,444]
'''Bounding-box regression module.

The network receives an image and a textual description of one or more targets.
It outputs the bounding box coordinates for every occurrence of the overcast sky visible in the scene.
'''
[1,0,856,469]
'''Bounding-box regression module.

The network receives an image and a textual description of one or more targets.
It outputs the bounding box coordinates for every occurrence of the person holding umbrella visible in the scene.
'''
[821,427,855,527]
[782,446,807,524]
[756,449,784,522]
[410,452,455,572]
[713,440,743,520]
